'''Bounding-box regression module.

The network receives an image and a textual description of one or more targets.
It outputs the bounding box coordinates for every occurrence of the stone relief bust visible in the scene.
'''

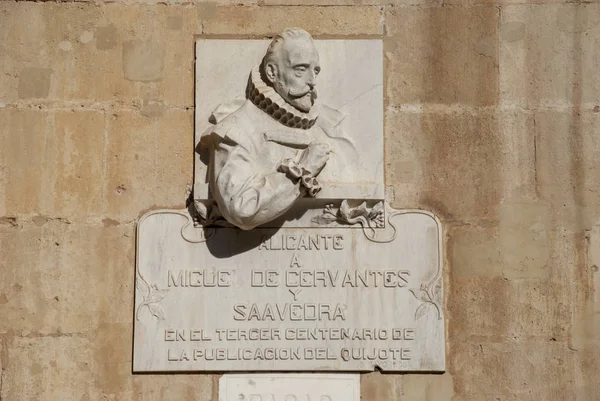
[197,28,358,230]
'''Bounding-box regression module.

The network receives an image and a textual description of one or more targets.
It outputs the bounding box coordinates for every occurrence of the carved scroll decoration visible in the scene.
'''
[314,201,443,320]
[135,272,168,321]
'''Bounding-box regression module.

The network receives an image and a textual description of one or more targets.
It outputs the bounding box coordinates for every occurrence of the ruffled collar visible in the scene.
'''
[246,65,319,130]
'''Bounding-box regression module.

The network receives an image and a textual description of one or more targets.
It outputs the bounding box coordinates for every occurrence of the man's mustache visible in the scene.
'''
[288,87,317,99]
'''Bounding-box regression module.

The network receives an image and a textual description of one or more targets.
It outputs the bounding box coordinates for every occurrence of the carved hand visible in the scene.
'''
[298,141,331,177]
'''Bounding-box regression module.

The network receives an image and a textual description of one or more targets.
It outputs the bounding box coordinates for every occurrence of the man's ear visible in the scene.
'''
[265,63,277,84]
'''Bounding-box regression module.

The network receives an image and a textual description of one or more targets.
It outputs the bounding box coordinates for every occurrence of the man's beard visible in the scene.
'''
[287,90,317,113]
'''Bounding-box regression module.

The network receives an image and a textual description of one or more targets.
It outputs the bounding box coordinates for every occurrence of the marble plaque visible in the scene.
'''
[133,207,445,372]
[194,39,384,204]
[218,374,360,401]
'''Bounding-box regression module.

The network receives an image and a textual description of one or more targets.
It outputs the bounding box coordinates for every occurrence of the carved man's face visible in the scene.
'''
[266,37,320,113]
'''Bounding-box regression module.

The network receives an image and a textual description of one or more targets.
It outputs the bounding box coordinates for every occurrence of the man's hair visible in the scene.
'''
[260,28,314,81]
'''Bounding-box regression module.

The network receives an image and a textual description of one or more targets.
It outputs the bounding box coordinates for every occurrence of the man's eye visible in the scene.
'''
[314,68,321,75]
[294,66,307,72]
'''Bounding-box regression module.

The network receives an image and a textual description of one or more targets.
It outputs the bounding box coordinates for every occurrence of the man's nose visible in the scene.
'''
[306,71,316,88]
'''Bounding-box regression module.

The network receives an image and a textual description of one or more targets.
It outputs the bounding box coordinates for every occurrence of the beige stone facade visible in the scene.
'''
[1,0,599,399]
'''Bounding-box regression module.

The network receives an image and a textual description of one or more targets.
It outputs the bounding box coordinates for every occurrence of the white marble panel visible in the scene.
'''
[218,374,360,401]
[133,207,444,372]
[194,39,384,201]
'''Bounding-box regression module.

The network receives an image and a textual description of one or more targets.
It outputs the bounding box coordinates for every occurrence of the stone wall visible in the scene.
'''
[1,0,599,400]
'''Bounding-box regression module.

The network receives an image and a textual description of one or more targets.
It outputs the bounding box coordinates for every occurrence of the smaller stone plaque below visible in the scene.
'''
[218,374,360,401]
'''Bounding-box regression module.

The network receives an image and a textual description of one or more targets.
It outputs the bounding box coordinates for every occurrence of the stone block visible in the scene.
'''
[0,2,198,107]
[0,109,105,218]
[361,373,402,401]
[568,343,600,400]
[1,336,99,401]
[500,5,600,108]
[98,4,198,107]
[51,111,105,218]
[449,199,550,280]
[18,67,53,99]
[576,222,600,348]
[92,322,214,399]
[445,0,566,5]
[385,6,498,106]
[105,111,159,220]
[0,109,53,216]
[123,39,166,82]
[448,214,579,341]
[0,221,135,335]
[201,6,384,36]
[262,0,436,5]
[0,2,102,104]
[400,374,454,401]
[448,275,570,342]
[154,109,194,208]
[533,110,600,230]
[104,109,191,220]
[0,333,213,400]
[88,4,198,107]
[449,341,574,400]
[386,109,535,222]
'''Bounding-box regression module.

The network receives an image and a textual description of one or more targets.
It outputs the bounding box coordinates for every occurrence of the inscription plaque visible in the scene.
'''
[133,207,444,372]
[218,374,360,401]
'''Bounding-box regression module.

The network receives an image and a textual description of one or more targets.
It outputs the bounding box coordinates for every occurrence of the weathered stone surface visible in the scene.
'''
[0,109,106,218]
[0,334,213,400]
[450,341,575,400]
[385,6,499,106]
[401,374,453,401]
[0,221,134,335]
[104,109,192,220]
[2,336,99,401]
[449,199,550,280]
[500,5,600,108]
[0,2,102,103]
[449,275,570,341]
[201,6,384,36]
[445,0,569,5]
[96,24,118,50]
[91,322,214,399]
[53,111,106,217]
[533,110,600,230]
[360,373,403,401]
[581,223,600,346]
[263,0,436,4]
[101,4,199,107]
[155,109,195,208]
[105,111,161,220]
[18,67,53,99]
[0,109,52,216]
[0,2,197,107]
[123,39,166,82]
[386,109,535,222]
